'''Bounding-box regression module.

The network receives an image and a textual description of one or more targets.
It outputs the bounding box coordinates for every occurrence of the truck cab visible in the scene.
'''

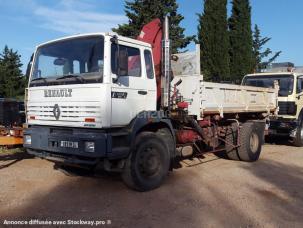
[24,33,159,161]
[242,72,303,146]
[27,33,156,128]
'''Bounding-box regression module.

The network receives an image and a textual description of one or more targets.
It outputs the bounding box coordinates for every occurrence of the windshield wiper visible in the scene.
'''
[56,74,85,83]
[31,77,48,84]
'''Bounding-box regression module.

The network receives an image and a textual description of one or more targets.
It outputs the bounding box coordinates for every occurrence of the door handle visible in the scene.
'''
[138,91,148,95]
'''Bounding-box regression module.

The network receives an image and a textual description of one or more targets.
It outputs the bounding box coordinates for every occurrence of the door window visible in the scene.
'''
[297,77,303,93]
[111,44,141,77]
[144,50,154,79]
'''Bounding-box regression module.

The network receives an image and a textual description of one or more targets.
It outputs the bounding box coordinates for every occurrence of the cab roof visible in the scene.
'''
[245,72,301,77]
[36,32,152,49]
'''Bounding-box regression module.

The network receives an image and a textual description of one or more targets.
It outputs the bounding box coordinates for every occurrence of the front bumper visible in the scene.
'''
[24,126,110,165]
[269,119,298,137]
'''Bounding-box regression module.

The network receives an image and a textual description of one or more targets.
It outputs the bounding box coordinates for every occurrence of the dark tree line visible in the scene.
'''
[115,0,280,83]
[228,0,254,81]
[197,0,230,82]
[0,45,26,99]
[198,0,280,82]
[113,0,195,53]
[1,0,281,98]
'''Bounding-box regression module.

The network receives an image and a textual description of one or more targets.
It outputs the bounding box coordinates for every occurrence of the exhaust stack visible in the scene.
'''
[161,16,171,109]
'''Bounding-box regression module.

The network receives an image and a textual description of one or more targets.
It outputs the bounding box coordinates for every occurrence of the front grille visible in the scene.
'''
[278,101,297,115]
[27,104,101,122]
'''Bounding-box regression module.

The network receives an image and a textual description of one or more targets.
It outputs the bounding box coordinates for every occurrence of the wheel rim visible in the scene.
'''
[138,147,161,178]
[250,132,259,154]
[300,127,303,141]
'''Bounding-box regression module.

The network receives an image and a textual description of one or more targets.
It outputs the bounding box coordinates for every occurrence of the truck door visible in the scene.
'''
[143,49,157,111]
[111,43,154,126]
[296,76,303,117]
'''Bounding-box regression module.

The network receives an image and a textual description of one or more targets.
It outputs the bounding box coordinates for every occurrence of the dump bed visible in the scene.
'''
[172,75,278,119]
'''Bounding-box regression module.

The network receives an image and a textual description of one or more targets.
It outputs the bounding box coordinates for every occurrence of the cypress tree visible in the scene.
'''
[0,45,25,99]
[253,24,281,72]
[229,0,253,82]
[197,0,230,82]
[113,0,194,53]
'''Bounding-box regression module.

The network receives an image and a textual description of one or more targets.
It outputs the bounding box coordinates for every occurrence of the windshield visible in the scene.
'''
[30,36,104,86]
[243,75,294,97]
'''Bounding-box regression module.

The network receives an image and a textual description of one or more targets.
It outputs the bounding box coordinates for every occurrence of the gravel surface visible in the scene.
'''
[0,144,302,228]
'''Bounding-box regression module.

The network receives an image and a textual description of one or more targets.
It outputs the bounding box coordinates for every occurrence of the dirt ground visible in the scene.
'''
[0,144,302,228]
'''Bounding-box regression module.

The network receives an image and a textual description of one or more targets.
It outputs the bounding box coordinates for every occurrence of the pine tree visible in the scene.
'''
[197,0,230,82]
[0,45,25,99]
[113,0,194,53]
[229,0,253,82]
[0,64,5,98]
[253,24,281,72]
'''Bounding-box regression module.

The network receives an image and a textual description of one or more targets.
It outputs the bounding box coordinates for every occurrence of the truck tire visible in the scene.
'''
[122,132,170,191]
[293,119,303,147]
[225,123,240,161]
[237,122,263,162]
[156,128,175,168]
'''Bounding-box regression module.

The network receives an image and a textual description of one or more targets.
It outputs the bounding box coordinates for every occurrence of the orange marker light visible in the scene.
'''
[85,118,95,123]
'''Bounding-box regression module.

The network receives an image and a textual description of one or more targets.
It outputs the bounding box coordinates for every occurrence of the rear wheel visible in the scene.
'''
[237,122,264,162]
[225,123,240,161]
[122,132,170,191]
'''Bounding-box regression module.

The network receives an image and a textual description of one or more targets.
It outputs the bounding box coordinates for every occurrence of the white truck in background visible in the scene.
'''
[24,17,278,191]
[243,71,303,146]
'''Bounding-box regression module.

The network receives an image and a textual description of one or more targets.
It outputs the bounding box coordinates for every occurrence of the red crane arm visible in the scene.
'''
[136,19,163,101]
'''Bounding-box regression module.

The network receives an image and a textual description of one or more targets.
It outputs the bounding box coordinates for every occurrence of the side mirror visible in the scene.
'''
[297,93,303,100]
[54,58,66,66]
[25,53,34,79]
[117,50,128,76]
[25,62,32,79]
[110,35,118,44]
[110,36,128,77]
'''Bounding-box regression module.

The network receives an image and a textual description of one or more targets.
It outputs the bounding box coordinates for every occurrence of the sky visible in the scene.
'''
[0,0,302,73]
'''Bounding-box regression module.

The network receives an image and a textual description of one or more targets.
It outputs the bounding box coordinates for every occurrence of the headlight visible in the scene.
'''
[24,135,32,145]
[84,142,95,153]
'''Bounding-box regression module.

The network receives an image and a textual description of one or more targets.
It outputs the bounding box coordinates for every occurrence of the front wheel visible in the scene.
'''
[293,120,303,147]
[122,132,170,191]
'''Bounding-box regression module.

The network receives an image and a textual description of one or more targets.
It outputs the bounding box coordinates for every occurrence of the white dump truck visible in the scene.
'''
[24,17,278,191]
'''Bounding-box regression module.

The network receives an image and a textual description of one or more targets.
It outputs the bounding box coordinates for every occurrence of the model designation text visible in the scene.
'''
[44,89,72,98]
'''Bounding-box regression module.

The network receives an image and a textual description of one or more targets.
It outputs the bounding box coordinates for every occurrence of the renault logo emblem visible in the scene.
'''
[53,104,61,120]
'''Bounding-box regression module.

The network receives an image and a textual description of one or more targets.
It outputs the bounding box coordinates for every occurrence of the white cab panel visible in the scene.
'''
[27,83,111,128]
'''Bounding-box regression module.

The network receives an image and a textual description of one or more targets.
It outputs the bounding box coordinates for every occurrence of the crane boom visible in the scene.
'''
[136,18,163,103]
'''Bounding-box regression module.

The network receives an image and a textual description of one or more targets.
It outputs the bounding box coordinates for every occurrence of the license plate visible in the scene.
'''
[60,141,79,149]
